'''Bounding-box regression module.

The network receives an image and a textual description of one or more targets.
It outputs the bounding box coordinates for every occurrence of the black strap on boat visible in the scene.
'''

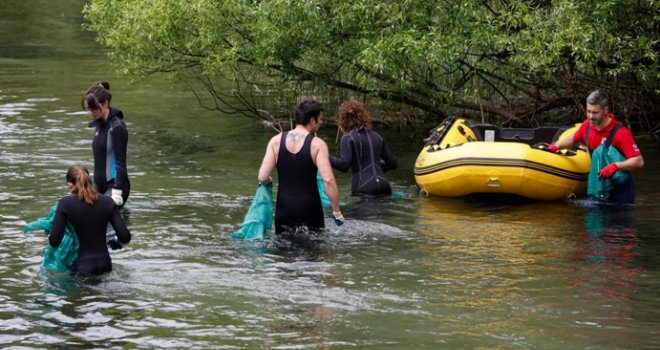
[425,116,455,151]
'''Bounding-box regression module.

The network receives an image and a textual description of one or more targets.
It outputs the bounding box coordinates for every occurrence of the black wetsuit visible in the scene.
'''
[330,126,397,196]
[89,108,130,203]
[275,132,324,234]
[49,195,131,276]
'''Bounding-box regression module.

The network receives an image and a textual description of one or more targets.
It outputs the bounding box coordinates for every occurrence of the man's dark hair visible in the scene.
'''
[294,98,324,125]
[586,89,609,108]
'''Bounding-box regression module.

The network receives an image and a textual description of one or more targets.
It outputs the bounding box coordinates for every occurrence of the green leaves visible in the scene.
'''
[84,0,659,126]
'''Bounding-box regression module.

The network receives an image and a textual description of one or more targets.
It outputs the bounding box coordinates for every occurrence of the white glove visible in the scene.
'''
[111,189,124,206]
[332,211,345,226]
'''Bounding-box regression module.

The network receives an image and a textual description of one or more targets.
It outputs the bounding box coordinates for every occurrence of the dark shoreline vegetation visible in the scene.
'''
[262,101,660,148]
[83,1,659,138]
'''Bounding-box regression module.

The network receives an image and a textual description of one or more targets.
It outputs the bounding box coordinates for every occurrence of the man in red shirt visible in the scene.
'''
[548,90,644,204]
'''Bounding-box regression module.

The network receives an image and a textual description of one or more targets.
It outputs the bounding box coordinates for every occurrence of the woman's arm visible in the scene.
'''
[380,140,397,171]
[111,122,129,189]
[48,202,66,247]
[330,135,352,172]
[110,206,131,244]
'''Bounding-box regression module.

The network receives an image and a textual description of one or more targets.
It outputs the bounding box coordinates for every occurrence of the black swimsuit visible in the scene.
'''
[274,132,324,234]
[49,195,131,275]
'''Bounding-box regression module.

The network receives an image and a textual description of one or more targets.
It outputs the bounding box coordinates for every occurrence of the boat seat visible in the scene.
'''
[550,126,572,144]
[468,123,570,146]
[468,124,500,142]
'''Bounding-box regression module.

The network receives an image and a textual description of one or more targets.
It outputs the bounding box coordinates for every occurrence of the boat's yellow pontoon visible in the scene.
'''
[414,117,591,200]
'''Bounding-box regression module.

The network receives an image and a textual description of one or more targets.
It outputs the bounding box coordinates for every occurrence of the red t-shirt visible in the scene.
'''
[572,114,641,159]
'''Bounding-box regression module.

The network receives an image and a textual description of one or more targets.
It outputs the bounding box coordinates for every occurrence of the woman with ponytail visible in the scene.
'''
[49,164,131,276]
[82,80,130,207]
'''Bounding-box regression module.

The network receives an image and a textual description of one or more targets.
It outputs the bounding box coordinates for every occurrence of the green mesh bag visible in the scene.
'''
[232,183,274,240]
[587,144,630,201]
[24,205,79,272]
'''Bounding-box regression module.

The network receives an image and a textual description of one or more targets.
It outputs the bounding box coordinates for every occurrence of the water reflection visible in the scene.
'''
[580,206,638,264]
[559,205,642,349]
[567,204,640,306]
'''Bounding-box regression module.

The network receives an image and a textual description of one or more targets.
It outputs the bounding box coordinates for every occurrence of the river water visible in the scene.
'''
[2,1,660,349]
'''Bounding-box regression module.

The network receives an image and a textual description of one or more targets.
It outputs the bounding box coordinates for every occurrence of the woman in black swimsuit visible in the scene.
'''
[49,164,131,276]
[330,100,397,196]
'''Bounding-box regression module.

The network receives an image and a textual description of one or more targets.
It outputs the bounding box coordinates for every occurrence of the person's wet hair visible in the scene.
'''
[294,98,324,125]
[66,164,98,204]
[337,99,372,133]
[82,80,112,111]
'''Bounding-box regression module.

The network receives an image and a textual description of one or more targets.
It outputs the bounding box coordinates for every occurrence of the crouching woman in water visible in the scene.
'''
[49,164,131,276]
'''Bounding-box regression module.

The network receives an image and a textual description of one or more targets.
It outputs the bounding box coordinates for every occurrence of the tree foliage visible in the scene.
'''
[83,0,659,131]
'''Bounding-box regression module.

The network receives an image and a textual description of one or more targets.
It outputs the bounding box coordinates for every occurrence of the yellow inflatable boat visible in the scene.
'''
[414,117,591,200]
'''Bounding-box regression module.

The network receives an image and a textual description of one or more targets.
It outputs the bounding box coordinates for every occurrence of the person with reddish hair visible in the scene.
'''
[49,164,131,276]
[330,99,397,196]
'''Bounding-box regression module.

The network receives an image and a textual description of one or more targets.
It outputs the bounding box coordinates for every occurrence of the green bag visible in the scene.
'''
[24,205,79,272]
[587,143,630,201]
[231,183,274,240]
